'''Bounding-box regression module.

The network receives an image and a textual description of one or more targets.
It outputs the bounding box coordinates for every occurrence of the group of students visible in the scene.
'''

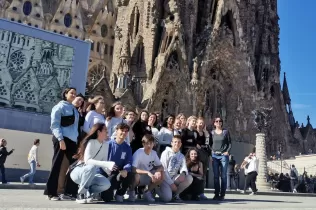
[42,87,233,204]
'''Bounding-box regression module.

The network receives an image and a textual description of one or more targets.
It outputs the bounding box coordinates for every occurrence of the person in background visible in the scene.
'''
[177,113,187,130]
[131,110,151,153]
[44,87,79,201]
[181,116,198,156]
[158,115,175,155]
[179,148,203,201]
[100,123,133,202]
[125,110,137,144]
[227,155,237,190]
[20,139,40,185]
[128,134,164,202]
[106,102,128,142]
[0,138,14,184]
[158,136,193,202]
[173,118,182,136]
[290,164,299,193]
[70,123,113,204]
[72,94,86,142]
[241,151,259,195]
[83,96,105,134]
[211,116,232,200]
[234,164,241,190]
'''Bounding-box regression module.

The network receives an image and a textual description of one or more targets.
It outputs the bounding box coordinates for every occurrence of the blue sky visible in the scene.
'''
[278,0,315,126]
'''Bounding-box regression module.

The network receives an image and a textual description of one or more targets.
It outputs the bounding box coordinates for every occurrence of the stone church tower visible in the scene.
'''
[1,0,314,156]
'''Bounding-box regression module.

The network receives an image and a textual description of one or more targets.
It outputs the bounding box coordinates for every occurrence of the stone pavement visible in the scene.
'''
[0,190,315,210]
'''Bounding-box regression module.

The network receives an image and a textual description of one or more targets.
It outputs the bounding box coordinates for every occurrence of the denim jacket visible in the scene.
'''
[50,101,79,143]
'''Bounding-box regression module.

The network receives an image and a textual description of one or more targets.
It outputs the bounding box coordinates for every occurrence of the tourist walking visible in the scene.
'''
[0,138,14,184]
[44,87,80,201]
[20,139,40,185]
[290,164,299,193]
[211,116,232,200]
[241,151,259,195]
[70,123,112,204]
[227,155,237,190]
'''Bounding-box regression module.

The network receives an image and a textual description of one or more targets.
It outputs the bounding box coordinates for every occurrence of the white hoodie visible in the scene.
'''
[160,147,188,185]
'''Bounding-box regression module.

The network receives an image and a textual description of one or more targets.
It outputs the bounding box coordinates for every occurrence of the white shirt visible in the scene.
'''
[28,145,38,163]
[244,156,259,173]
[83,111,105,133]
[158,127,173,145]
[132,148,161,171]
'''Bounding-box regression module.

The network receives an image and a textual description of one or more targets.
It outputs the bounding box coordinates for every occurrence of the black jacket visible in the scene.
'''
[0,147,13,165]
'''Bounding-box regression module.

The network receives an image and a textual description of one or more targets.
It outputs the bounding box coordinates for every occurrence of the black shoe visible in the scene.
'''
[213,195,220,200]
[191,195,200,201]
[219,195,225,200]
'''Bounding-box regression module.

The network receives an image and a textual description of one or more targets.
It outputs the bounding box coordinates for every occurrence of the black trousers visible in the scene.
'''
[244,171,258,192]
[101,172,133,201]
[44,136,77,196]
[0,164,6,183]
[180,176,204,198]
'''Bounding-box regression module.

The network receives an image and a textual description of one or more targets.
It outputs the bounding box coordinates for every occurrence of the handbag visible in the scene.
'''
[67,143,103,174]
[61,109,75,127]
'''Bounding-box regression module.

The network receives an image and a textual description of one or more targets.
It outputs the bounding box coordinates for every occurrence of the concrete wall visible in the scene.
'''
[268,155,316,176]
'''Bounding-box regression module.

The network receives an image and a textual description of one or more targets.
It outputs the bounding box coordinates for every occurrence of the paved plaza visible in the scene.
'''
[0,190,314,210]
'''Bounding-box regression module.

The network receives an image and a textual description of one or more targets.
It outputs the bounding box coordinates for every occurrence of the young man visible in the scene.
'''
[100,123,133,202]
[158,135,193,202]
[128,134,164,202]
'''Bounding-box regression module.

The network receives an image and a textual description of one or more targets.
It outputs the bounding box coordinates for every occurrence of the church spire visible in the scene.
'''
[282,72,291,106]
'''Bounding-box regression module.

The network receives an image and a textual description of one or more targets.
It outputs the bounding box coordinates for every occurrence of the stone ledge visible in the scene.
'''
[0,183,46,190]
[204,189,316,197]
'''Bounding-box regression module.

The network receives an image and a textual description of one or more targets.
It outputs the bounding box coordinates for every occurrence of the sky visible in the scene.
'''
[278,0,316,126]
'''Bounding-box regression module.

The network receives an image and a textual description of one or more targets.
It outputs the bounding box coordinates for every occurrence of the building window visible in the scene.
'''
[110,46,113,55]
[64,13,72,28]
[91,42,94,51]
[101,24,108,37]
[104,44,108,54]
[23,1,32,16]
[97,42,100,53]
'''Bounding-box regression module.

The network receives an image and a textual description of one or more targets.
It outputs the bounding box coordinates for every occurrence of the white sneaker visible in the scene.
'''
[115,195,124,202]
[59,194,73,201]
[76,194,86,204]
[127,190,136,202]
[50,196,60,201]
[240,190,245,194]
[143,191,155,202]
[20,177,24,184]
[249,192,257,195]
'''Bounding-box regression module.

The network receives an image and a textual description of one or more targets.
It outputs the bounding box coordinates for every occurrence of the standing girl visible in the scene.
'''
[44,87,80,201]
[20,139,40,185]
[106,102,128,142]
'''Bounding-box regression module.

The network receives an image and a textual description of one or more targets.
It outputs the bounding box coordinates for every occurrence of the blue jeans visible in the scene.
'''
[70,164,111,195]
[212,154,229,196]
[22,160,36,184]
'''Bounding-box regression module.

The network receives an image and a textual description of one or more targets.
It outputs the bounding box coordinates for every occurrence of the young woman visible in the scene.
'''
[131,110,151,154]
[20,139,40,185]
[72,94,86,141]
[195,117,212,199]
[106,102,128,141]
[44,87,80,201]
[180,148,204,200]
[211,116,232,200]
[83,96,105,134]
[148,113,159,141]
[181,116,198,156]
[177,113,187,130]
[0,138,14,184]
[125,110,137,144]
[158,115,175,154]
[70,123,113,204]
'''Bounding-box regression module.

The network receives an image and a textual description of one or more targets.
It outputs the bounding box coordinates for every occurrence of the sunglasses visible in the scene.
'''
[215,120,223,123]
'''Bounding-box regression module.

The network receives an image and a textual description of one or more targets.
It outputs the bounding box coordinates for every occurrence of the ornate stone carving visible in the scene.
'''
[252,107,273,133]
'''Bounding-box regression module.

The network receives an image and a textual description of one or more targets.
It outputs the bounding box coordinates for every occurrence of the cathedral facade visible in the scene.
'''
[0,0,315,156]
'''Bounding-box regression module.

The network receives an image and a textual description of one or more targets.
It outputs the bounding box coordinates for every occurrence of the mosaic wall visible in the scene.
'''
[0,29,74,114]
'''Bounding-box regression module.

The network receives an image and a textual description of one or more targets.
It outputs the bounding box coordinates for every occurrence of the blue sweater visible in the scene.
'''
[107,139,132,172]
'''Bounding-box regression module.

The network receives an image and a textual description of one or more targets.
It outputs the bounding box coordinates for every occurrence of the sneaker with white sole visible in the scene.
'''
[249,192,257,195]
[143,191,155,202]
[50,196,60,201]
[20,177,24,184]
[59,194,73,201]
[76,194,86,204]
[115,195,124,202]
[127,190,136,202]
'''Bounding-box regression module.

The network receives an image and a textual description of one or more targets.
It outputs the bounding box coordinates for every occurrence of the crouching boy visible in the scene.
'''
[158,135,193,202]
[128,134,164,202]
